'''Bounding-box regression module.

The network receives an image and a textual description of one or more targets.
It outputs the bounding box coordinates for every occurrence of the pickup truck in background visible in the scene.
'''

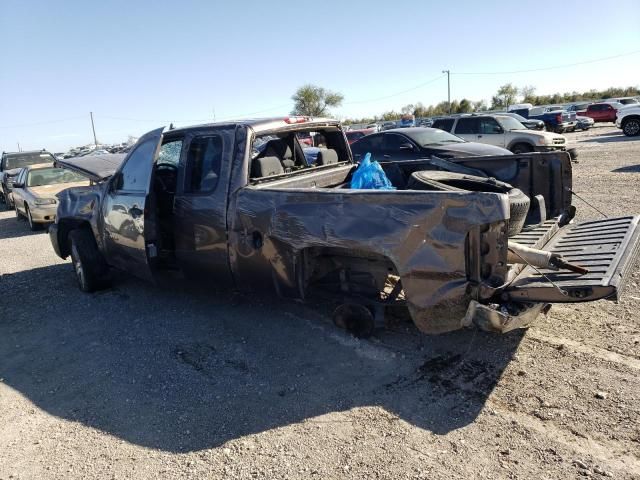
[49,117,640,337]
[616,103,640,136]
[584,102,623,124]
[511,107,576,133]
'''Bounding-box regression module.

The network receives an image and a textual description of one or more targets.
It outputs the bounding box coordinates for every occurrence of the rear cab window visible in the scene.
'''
[250,126,350,181]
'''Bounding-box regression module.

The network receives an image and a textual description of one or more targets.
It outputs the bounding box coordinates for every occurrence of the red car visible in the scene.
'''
[584,102,622,123]
[345,128,375,145]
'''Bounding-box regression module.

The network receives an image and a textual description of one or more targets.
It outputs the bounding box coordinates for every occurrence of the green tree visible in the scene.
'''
[492,83,519,109]
[472,100,488,112]
[456,98,473,113]
[520,85,536,103]
[291,84,344,116]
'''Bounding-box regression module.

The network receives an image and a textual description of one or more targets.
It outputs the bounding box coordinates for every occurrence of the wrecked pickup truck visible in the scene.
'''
[50,117,640,336]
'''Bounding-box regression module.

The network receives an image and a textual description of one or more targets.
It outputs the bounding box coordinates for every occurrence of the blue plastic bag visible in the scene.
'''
[350,153,396,190]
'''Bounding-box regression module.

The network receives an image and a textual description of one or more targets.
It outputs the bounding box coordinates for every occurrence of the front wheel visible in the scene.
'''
[26,206,42,231]
[622,118,640,137]
[69,229,111,292]
[510,143,533,154]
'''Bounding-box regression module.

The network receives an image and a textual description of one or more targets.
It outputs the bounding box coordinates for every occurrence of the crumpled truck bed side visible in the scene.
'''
[229,188,510,334]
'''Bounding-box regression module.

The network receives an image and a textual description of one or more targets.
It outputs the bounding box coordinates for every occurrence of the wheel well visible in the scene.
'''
[57,219,93,258]
[508,140,534,151]
[622,115,640,124]
[300,247,399,301]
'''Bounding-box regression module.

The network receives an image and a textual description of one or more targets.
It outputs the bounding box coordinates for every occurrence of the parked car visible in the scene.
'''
[296,132,313,147]
[498,112,545,131]
[566,102,592,115]
[431,114,567,154]
[603,97,639,106]
[350,126,512,162]
[398,114,415,128]
[49,117,640,338]
[511,107,575,133]
[380,121,397,131]
[575,115,595,130]
[0,150,56,209]
[11,163,89,230]
[616,104,640,136]
[584,102,623,123]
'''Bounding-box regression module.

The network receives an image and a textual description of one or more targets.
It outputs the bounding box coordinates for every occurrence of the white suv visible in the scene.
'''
[616,105,640,136]
[431,114,568,154]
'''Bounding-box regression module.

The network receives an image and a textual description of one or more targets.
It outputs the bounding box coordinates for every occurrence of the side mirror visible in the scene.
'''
[493,126,504,134]
[399,142,414,151]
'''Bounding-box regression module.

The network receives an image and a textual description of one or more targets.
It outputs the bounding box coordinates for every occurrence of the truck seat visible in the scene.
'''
[316,148,338,166]
[252,156,284,178]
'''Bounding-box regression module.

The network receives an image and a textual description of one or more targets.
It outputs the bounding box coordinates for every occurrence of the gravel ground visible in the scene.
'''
[1,125,639,479]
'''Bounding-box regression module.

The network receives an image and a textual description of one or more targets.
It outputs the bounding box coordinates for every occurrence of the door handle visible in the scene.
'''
[477,135,483,138]
[129,206,143,217]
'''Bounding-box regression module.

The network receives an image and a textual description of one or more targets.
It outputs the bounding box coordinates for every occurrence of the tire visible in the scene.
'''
[622,118,640,137]
[510,143,533,154]
[15,204,23,220]
[69,229,111,292]
[407,171,530,237]
[25,206,42,231]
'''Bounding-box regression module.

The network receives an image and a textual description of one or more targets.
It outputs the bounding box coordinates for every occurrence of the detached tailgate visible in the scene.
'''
[506,216,640,303]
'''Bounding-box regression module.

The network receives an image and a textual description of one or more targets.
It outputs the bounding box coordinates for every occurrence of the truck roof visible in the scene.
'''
[168,116,340,135]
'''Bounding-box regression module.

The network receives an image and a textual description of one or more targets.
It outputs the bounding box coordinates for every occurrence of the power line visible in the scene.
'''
[344,74,446,105]
[0,115,86,129]
[452,49,640,75]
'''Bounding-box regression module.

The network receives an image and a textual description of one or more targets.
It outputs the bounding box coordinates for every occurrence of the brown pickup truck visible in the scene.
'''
[50,117,640,336]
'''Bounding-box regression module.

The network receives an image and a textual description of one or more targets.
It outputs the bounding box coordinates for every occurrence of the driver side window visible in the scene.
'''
[480,118,502,134]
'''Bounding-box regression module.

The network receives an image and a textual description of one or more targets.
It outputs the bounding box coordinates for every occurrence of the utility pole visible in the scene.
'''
[89,112,98,147]
[17,142,21,152]
[442,70,451,113]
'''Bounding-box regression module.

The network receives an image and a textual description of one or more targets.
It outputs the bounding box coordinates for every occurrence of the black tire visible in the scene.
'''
[69,229,111,292]
[407,171,530,237]
[622,118,640,137]
[510,143,533,154]
[25,206,42,231]
[15,203,23,220]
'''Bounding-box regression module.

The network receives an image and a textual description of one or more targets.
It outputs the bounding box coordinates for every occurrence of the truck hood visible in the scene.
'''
[514,130,563,142]
[30,181,90,199]
[429,142,512,157]
[55,154,126,182]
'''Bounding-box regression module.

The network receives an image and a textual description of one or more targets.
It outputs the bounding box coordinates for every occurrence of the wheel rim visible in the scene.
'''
[71,245,86,289]
[625,120,640,136]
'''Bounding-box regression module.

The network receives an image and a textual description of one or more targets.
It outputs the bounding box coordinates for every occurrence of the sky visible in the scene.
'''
[1,0,639,153]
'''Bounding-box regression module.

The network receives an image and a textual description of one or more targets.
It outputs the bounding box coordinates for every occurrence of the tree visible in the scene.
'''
[456,98,473,113]
[520,85,536,103]
[401,104,415,114]
[291,84,344,116]
[473,100,488,112]
[491,83,519,109]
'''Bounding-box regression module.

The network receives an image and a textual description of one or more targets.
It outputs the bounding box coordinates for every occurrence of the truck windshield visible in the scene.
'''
[4,152,55,170]
[497,116,527,131]
[27,167,86,187]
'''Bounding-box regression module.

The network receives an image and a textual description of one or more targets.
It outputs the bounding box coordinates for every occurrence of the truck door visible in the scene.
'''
[172,127,235,283]
[101,127,163,282]
[453,117,480,143]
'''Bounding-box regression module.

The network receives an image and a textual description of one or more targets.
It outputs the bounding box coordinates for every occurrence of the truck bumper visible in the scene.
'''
[534,146,566,152]
[48,223,64,258]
